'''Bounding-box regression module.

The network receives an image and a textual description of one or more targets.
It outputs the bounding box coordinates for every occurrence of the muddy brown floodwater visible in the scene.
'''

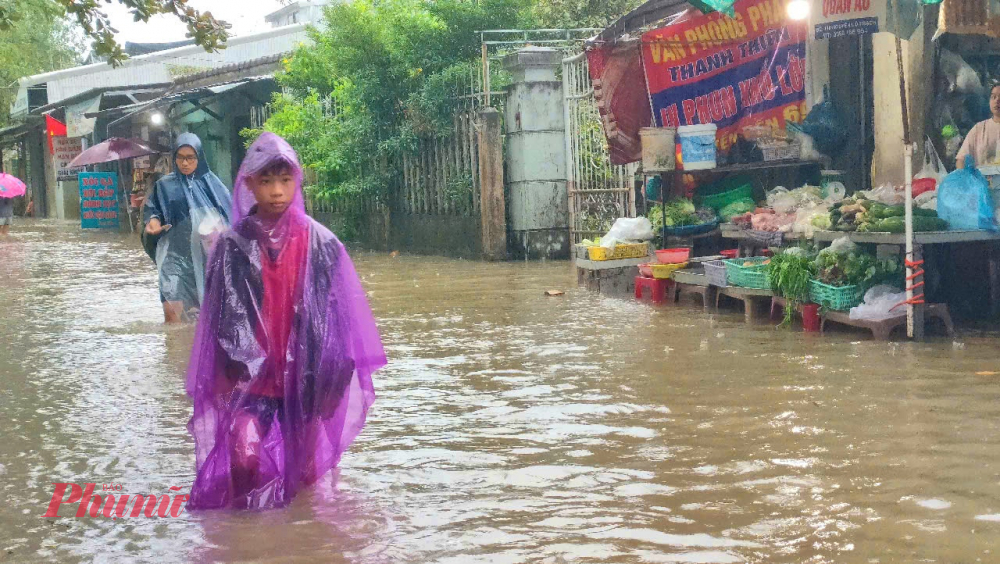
[2,219,1000,563]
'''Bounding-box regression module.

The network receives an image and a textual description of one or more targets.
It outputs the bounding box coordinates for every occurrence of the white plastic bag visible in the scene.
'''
[792,202,830,238]
[798,132,824,162]
[601,217,654,249]
[767,187,796,213]
[915,137,947,184]
[823,236,856,256]
[860,184,904,205]
[915,191,937,210]
[197,211,227,254]
[849,285,906,321]
[939,48,984,96]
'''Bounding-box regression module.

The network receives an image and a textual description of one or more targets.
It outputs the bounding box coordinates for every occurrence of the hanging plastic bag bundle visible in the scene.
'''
[936,156,998,231]
[799,86,847,157]
[913,136,947,194]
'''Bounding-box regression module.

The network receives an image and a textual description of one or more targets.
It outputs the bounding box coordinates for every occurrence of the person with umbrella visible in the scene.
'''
[0,173,27,236]
[143,133,232,323]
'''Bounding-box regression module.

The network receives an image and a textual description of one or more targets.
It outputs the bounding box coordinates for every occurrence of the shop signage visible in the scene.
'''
[53,137,84,180]
[642,0,808,153]
[78,172,119,229]
[813,0,887,39]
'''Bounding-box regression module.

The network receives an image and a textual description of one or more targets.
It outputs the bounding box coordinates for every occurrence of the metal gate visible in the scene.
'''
[562,51,638,245]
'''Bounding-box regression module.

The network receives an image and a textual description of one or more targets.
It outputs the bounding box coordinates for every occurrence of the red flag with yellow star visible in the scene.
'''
[45,114,66,153]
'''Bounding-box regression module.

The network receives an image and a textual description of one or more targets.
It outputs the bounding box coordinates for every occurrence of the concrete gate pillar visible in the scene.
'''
[503,47,568,260]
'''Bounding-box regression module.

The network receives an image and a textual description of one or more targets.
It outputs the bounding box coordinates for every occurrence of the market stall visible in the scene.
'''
[572,0,1000,339]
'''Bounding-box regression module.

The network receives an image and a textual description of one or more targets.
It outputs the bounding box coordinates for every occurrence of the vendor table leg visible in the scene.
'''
[989,243,1000,318]
[913,244,925,341]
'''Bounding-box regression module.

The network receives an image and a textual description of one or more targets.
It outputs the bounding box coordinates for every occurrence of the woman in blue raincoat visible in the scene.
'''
[143,133,232,323]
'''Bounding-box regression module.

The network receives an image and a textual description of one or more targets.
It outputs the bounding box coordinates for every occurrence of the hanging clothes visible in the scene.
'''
[142,133,233,312]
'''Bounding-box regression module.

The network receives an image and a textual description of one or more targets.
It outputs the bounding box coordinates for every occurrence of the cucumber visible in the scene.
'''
[873,216,948,233]
[877,205,938,219]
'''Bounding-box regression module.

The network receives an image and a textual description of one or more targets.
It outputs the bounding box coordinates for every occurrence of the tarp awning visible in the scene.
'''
[66,94,102,138]
[595,0,695,43]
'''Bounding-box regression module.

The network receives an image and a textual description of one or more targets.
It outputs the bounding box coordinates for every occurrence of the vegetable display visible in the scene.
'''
[767,249,817,326]
[647,199,718,228]
[827,197,948,233]
[815,248,902,288]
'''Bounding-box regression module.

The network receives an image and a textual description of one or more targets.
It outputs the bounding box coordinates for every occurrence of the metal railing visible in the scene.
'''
[562,51,638,244]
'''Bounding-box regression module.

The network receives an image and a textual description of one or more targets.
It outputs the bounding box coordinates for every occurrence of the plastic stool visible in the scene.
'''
[635,276,671,305]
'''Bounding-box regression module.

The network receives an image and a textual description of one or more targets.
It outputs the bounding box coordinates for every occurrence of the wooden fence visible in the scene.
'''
[399,112,482,217]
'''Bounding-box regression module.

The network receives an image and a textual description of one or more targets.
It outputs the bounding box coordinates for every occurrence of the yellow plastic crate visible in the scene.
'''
[650,262,688,279]
[587,242,649,261]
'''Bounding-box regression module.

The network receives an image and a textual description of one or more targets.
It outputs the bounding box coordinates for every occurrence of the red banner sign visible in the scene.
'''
[642,0,808,153]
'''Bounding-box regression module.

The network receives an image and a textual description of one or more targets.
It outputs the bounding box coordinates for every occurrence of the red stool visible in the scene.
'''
[635,276,672,305]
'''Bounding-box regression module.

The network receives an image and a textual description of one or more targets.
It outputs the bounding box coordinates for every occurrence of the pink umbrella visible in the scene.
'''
[0,172,26,199]
[68,137,161,168]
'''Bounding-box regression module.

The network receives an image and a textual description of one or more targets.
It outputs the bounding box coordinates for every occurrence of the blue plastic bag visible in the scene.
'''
[937,155,997,231]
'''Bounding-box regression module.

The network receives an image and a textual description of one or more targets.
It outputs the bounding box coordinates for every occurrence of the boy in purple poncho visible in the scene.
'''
[185,133,386,510]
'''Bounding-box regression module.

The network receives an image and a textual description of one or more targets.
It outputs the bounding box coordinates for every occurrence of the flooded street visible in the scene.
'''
[3,219,1000,563]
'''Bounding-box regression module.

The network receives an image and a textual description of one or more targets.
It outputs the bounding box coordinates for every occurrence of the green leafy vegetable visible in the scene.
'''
[767,250,817,327]
[815,248,902,288]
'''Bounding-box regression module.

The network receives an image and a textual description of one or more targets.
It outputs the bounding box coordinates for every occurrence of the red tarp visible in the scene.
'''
[587,40,652,166]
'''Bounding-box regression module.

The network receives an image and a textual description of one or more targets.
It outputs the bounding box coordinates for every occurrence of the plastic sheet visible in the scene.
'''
[600,217,655,249]
[849,285,907,321]
[186,133,386,510]
[142,134,233,315]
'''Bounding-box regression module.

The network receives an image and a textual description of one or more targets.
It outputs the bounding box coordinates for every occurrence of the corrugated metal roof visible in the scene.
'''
[30,84,172,115]
[17,24,308,109]
[86,76,275,120]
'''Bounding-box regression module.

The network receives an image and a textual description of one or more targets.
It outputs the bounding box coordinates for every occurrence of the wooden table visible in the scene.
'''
[576,256,651,298]
[716,286,775,323]
[821,304,956,340]
[671,268,715,309]
[812,229,1000,339]
[812,230,1000,245]
[720,224,807,256]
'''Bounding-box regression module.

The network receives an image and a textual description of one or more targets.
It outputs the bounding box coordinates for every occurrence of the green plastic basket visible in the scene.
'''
[696,175,754,212]
[809,280,864,311]
[723,257,771,289]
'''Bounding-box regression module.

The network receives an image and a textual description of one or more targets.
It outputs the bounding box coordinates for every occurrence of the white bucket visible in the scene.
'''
[639,127,677,171]
[678,124,718,171]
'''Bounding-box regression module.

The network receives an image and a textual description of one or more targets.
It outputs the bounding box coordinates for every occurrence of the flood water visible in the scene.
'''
[2,219,1000,563]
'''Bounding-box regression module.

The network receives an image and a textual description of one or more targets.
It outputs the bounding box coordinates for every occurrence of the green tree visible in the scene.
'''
[0,0,228,66]
[0,0,81,126]
[531,0,644,29]
[247,0,526,211]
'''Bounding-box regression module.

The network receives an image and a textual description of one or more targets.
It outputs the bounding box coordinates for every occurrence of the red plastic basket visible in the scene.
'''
[720,249,739,259]
[655,247,691,264]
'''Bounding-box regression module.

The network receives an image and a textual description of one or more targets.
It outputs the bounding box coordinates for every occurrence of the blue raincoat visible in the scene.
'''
[142,133,233,312]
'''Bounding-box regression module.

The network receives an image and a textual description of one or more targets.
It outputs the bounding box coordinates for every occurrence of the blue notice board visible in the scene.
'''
[79,172,119,229]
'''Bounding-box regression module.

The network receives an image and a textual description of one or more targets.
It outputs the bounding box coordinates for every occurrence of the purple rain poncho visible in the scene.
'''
[186,133,386,510]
